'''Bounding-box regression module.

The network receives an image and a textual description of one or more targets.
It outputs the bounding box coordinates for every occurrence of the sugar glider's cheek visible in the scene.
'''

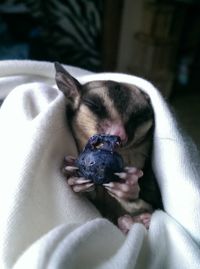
[73,105,99,136]
[125,119,154,148]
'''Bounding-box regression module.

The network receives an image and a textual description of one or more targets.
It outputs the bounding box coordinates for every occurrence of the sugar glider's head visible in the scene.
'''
[55,62,154,151]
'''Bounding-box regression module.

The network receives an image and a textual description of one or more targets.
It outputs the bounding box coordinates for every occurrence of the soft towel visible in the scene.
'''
[0,60,199,269]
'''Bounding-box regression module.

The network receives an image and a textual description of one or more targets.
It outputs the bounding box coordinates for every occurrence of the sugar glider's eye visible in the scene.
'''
[82,95,109,119]
[83,99,101,112]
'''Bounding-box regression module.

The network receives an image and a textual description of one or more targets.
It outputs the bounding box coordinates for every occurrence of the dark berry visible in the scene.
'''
[75,134,124,184]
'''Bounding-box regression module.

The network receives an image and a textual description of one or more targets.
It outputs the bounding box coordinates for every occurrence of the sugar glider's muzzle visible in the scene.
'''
[104,122,128,145]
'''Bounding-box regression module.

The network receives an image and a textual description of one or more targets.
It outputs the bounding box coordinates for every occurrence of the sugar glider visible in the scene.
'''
[55,62,162,234]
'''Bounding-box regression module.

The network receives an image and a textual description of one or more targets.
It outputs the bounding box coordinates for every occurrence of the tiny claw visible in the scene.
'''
[64,166,79,172]
[114,172,127,179]
[77,178,92,184]
[103,182,114,188]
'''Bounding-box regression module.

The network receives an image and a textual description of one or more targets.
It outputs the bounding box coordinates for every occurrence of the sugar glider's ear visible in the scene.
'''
[55,62,81,107]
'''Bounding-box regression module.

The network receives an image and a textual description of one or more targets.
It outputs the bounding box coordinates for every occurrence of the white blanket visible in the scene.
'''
[0,60,199,269]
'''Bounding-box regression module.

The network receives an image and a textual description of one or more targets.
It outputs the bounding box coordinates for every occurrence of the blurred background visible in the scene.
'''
[0,0,200,147]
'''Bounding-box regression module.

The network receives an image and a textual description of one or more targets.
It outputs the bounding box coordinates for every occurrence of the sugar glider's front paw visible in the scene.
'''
[118,212,152,234]
[103,167,143,201]
[62,155,95,192]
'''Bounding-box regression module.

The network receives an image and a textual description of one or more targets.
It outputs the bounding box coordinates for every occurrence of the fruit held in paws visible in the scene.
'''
[75,134,124,184]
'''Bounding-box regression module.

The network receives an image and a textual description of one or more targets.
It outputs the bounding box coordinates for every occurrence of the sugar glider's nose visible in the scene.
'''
[106,123,128,144]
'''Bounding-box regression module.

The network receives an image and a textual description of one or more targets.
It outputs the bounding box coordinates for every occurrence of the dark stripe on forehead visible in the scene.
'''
[106,81,131,114]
